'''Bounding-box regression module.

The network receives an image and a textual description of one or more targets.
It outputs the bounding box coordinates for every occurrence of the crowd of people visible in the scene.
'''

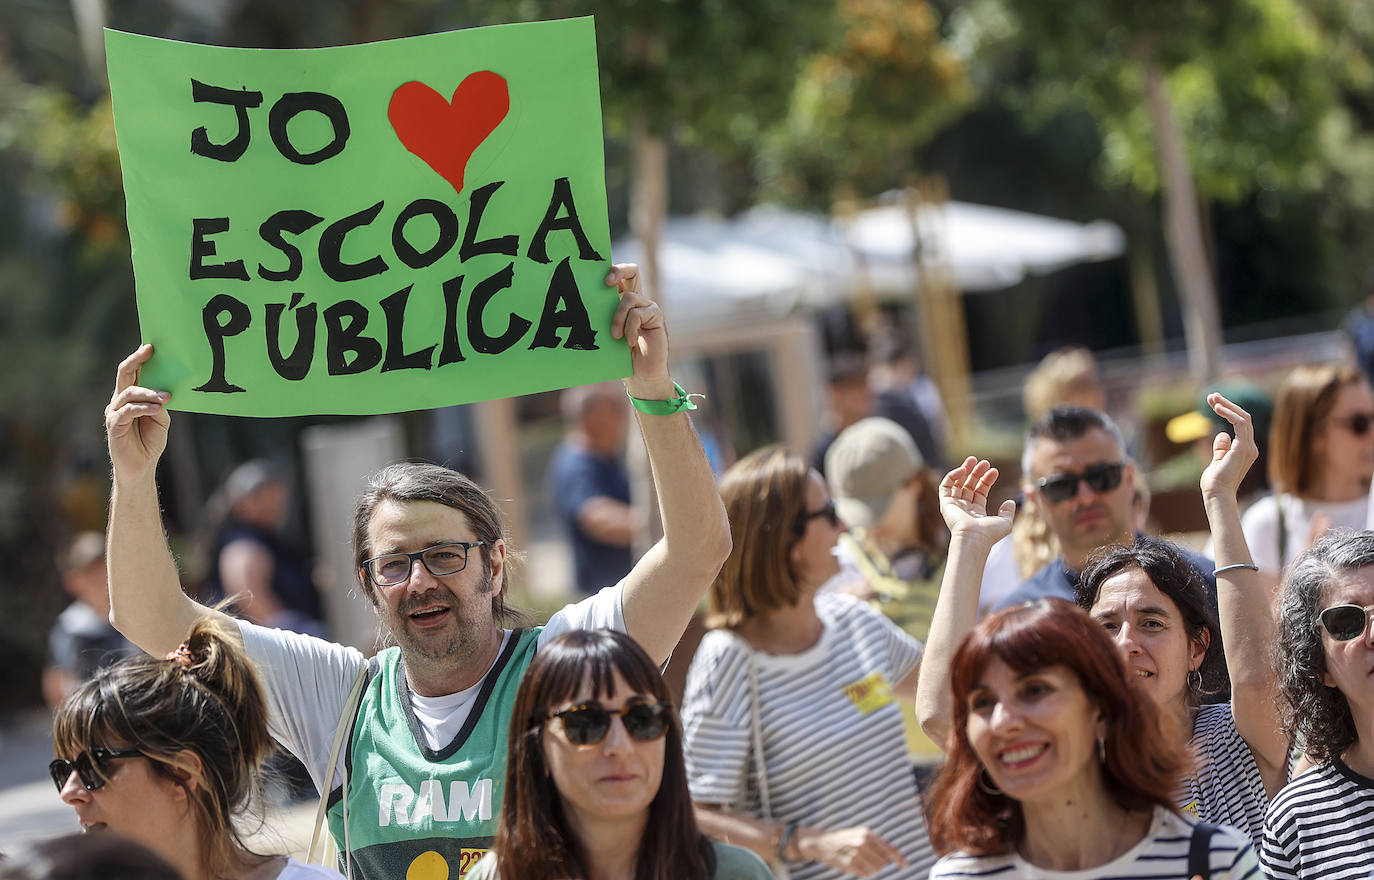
[25,262,1374,880]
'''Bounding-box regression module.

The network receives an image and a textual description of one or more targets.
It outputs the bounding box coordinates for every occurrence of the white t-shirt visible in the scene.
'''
[682,593,932,880]
[236,582,624,793]
[930,806,1259,879]
[1261,758,1374,880]
[977,535,1021,614]
[1229,493,1368,575]
[277,857,345,879]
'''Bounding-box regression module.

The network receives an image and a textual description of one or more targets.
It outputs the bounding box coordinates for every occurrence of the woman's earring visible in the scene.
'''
[1097,735,1106,765]
[1187,666,1204,697]
[976,768,1003,796]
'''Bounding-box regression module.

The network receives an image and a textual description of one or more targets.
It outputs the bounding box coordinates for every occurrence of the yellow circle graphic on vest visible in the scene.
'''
[407,851,448,880]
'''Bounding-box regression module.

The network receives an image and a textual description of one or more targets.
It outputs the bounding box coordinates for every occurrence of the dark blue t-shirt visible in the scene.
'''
[546,441,632,595]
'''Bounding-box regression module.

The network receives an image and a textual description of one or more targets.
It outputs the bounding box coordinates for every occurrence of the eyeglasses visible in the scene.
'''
[1036,462,1126,504]
[361,541,484,586]
[550,701,672,745]
[1330,412,1374,436]
[794,500,840,535]
[1318,603,1374,641]
[49,747,147,793]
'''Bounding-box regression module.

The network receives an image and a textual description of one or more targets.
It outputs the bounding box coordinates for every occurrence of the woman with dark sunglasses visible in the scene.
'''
[1262,530,1374,878]
[1236,363,1374,580]
[50,614,342,880]
[919,393,1288,847]
[469,629,771,880]
[682,446,934,879]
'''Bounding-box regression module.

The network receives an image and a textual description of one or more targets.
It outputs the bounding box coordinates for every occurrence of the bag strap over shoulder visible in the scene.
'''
[308,662,369,876]
[1187,821,1217,880]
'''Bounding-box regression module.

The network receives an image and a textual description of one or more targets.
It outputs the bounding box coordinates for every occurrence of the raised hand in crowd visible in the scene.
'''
[915,457,1015,746]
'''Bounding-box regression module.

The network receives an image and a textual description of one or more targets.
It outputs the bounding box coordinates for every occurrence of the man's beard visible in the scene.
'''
[390,569,495,665]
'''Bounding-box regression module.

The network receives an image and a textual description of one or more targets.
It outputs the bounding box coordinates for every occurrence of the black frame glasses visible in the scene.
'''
[1330,412,1374,436]
[550,701,672,745]
[1036,461,1126,504]
[1318,603,1374,641]
[49,747,146,793]
[361,541,485,586]
[793,500,840,535]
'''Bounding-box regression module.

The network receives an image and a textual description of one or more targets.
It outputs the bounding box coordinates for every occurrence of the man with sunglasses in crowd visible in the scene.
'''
[994,406,1216,610]
[101,264,732,880]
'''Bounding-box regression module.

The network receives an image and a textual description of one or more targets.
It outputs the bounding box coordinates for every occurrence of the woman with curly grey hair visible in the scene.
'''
[1261,530,1374,879]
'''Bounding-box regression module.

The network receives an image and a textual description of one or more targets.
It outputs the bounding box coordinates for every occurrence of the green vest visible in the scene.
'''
[327,627,541,880]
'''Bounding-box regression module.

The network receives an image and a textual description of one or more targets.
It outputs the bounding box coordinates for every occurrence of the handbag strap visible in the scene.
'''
[1187,821,1217,880]
[308,663,369,874]
[744,644,773,820]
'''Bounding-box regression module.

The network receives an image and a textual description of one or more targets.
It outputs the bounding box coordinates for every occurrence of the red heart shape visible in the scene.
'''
[388,72,510,196]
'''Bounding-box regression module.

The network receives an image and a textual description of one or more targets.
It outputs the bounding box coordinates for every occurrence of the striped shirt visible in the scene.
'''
[682,593,932,880]
[1261,758,1374,879]
[1182,703,1269,847]
[931,805,1260,879]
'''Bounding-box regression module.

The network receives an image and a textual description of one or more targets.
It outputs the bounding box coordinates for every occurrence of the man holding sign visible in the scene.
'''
[100,18,730,880]
[105,264,730,879]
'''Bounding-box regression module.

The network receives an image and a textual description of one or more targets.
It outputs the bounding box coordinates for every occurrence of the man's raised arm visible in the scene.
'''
[105,344,225,656]
[606,264,732,666]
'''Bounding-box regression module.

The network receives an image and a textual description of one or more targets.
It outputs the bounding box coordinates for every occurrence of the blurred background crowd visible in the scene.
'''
[5,0,1374,738]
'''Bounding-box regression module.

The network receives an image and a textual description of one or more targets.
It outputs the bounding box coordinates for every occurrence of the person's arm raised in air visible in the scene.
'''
[914,457,1015,747]
[104,344,229,656]
[1200,391,1289,796]
[607,263,732,667]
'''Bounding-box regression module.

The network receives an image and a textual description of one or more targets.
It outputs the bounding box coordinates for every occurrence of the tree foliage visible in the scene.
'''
[484,0,835,149]
[759,0,972,205]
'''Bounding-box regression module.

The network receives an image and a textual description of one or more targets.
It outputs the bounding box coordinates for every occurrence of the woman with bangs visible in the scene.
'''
[470,629,770,879]
[49,615,341,880]
[919,393,1288,847]
[927,599,1260,878]
[682,446,933,880]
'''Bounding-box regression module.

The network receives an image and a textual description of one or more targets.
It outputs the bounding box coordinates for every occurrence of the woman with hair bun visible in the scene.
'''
[50,614,342,880]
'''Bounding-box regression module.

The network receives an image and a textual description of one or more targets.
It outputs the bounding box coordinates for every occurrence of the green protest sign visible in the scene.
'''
[105,18,627,417]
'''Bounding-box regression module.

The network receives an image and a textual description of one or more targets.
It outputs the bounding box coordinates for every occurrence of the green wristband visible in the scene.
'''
[626,382,700,415]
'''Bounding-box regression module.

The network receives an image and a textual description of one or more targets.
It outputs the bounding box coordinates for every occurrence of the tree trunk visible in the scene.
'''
[70,0,108,90]
[1141,61,1223,383]
[627,118,668,559]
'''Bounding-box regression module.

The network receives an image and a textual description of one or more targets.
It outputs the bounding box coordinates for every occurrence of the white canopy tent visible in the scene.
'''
[611,197,1126,341]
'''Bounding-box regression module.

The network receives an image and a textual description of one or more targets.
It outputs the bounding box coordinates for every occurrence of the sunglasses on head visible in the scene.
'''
[1331,412,1374,436]
[1318,603,1374,641]
[550,700,672,745]
[49,747,147,793]
[1036,461,1125,504]
[794,500,840,535]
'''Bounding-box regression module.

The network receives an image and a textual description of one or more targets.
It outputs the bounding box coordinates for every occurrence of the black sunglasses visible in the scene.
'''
[1318,603,1374,641]
[49,747,147,793]
[794,500,840,535]
[550,701,672,745]
[1036,461,1125,504]
[1331,412,1374,437]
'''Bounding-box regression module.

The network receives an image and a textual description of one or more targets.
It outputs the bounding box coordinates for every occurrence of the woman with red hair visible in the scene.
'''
[926,599,1260,877]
